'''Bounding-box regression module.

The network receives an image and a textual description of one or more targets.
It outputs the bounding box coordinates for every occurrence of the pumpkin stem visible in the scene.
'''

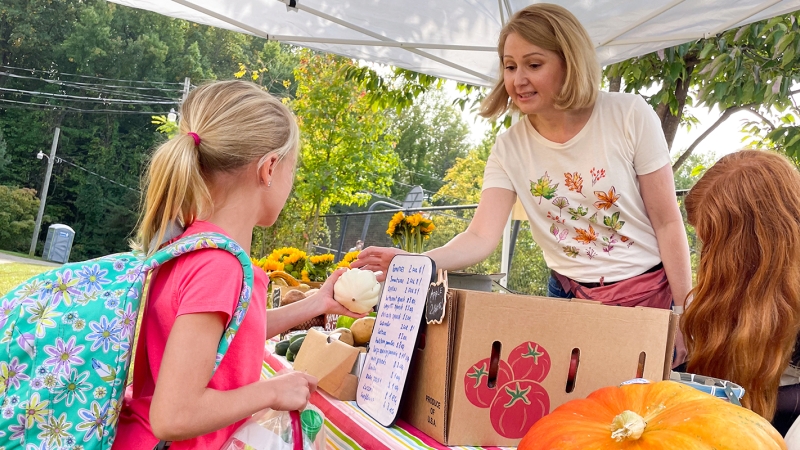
[610,410,646,442]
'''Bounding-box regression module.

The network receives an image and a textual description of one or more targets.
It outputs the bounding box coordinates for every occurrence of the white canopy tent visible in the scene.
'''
[110,0,800,87]
[109,0,800,286]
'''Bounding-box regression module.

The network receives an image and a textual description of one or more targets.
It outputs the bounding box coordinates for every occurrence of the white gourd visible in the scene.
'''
[333,268,381,313]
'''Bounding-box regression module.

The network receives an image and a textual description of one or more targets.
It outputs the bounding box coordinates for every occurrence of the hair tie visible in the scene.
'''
[187,132,201,146]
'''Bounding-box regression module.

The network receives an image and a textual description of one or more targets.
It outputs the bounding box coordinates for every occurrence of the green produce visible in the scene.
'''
[336,311,378,329]
[285,349,295,362]
[289,333,307,344]
[289,336,305,356]
[336,315,356,329]
[275,340,291,356]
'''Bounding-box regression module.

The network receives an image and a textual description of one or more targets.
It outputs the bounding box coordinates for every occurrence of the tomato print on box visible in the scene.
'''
[462,341,552,439]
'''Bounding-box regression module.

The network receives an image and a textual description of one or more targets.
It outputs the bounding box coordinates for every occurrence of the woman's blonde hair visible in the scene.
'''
[683,150,800,420]
[135,80,299,255]
[479,3,600,120]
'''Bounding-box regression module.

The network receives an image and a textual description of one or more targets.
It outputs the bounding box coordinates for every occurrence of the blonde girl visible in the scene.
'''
[114,80,359,449]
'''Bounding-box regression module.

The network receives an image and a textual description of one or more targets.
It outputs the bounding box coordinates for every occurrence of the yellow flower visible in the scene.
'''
[284,250,307,266]
[301,270,311,282]
[336,250,361,269]
[420,221,436,234]
[310,254,334,264]
[260,259,284,272]
[19,392,50,428]
[405,213,422,228]
[386,212,405,237]
[268,247,301,263]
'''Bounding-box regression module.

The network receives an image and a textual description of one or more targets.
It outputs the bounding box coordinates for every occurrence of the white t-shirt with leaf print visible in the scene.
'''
[482,91,671,284]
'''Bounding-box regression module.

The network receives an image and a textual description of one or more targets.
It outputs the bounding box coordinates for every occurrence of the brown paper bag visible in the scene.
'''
[293,329,360,401]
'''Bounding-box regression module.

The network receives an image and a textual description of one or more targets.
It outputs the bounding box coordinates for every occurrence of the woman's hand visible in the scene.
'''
[306,268,368,318]
[265,370,319,411]
[350,246,408,282]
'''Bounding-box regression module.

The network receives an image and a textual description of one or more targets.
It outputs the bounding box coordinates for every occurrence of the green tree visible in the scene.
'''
[606,12,800,170]
[429,131,555,295]
[0,185,41,252]
[0,0,303,259]
[291,50,399,251]
[391,90,471,198]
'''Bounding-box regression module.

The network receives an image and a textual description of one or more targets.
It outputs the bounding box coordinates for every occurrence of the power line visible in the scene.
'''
[1,65,184,86]
[54,156,141,193]
[0,71,181,97]
[0,72,178,101]
[0,98,170,115]
[0,86,179,105]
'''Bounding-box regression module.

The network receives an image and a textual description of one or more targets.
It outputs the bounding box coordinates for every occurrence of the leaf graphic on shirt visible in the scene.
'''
[552,196,569,214]
[586,248,597,259]
[564,172,585,197]
[574,225,598,246]
[602,234,618,254]
[550,224,569,243]
[568,205,588,220]
[593,187,620,210]
[563,246,580,258]
[603,211,626,231]
[531,172,559,205]
[588,212,598,224]
[620,235,635,248]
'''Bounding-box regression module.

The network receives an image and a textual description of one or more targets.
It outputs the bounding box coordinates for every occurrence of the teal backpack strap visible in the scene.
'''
[144,232,254,374]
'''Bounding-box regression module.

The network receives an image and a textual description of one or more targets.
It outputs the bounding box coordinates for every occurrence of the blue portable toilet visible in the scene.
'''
[42,224,75,263]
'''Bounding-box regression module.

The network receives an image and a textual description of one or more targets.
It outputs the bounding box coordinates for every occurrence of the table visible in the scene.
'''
[261,346,513,450]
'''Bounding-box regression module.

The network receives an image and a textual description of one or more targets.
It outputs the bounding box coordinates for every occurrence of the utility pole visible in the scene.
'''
[182,77,191,103]
[30,127,60,256]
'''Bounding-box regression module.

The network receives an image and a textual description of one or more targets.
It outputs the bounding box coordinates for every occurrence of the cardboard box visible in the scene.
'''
[400,289,677,447]
[293,329,360,401]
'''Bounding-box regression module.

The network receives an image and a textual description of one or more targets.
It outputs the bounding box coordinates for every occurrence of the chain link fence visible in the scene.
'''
[320,190,699,297]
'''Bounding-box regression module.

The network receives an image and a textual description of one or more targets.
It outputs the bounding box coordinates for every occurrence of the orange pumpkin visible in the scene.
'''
[519,380,786,450]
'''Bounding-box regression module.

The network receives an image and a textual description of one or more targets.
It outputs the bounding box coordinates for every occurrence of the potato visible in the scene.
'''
[350,317,375,346]
[281,289,307,305]
[329,328,355,346]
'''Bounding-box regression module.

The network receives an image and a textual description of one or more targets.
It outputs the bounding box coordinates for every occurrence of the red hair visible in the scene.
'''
[683,150,800,419]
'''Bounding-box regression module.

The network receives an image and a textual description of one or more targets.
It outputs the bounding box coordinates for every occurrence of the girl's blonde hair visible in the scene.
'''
[479,3,600,120]
[683,150,800,420]
[135,80,299,255]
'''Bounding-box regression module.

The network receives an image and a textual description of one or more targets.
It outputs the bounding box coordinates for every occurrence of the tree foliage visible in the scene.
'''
[290,50,399,251]
[391,89,471,199]
[0,185,40,252]
[0,0,299,260]
[606,12,800,169]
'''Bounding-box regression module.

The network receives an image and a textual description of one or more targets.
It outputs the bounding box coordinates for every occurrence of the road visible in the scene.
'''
[0,253,62,267]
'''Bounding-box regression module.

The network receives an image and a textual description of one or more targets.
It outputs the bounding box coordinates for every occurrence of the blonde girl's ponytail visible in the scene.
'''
[134,80,300,255]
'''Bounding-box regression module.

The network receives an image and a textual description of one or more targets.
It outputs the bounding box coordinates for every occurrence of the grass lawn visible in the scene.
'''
[0,263,52,296]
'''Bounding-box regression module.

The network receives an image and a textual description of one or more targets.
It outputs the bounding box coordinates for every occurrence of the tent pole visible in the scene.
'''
[276,0,494,82]
[170,0,493,82]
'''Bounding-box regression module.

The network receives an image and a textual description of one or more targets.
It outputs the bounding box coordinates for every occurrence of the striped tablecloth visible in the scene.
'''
[261,347,514,450]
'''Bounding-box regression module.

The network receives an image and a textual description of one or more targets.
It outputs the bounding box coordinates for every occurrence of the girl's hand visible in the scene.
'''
[266,370,318,411]
[350,246,408,282]
[308,268,368,318]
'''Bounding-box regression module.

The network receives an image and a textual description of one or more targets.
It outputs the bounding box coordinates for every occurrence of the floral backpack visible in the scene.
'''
[0,232,254,450]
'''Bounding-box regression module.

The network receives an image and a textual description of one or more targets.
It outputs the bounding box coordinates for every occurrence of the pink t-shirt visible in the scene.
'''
[114,221,268,450]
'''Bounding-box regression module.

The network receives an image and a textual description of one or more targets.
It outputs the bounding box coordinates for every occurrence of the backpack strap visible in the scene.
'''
[143,232,254,375]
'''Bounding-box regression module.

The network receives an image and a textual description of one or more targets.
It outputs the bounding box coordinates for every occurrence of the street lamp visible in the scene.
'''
[30,127,61,257]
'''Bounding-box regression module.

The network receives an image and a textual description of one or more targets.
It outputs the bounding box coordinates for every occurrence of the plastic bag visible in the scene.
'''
[221,405,325,450]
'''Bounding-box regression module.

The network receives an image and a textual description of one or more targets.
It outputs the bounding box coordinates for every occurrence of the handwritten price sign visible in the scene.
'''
[356,254,434,427]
